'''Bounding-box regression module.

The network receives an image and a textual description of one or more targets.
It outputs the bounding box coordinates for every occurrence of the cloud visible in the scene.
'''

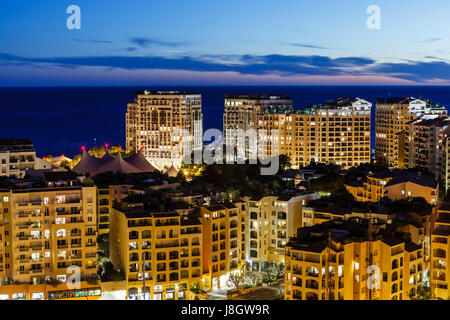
[130,37,187,48]
[371,60,450,82]
[290,43,329,50]
[0,52,449,83]
[72,39,112,44]
[424,37,443,43]
[0,53,374,75]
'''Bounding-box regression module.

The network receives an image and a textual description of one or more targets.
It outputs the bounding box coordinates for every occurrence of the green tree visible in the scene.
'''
[279,154,292,171]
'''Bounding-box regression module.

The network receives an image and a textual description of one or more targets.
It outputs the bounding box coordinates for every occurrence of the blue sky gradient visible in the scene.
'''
[1,0,450,85]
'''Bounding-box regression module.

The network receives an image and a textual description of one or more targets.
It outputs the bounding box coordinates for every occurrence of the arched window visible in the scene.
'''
[392,259,398,269]
[129,231,139,240]
[391,271,398,281]
[392,283,398,294]
[142,230,151,239]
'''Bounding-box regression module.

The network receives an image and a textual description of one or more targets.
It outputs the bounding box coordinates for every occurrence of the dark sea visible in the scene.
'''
[1,86,450,158]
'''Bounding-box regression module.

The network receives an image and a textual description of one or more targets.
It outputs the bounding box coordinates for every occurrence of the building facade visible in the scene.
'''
[284,221,424,300]
[125,91,203,170]
[200,203,244,290]
[223,94,292,161]
[110,208,204,300]
[401,115,450,193]
[375,97,447,168]
[258,98,372,169]
[0,186,98,299]
[0,139,36,178]
[346,170,439,204]
[244,192,319,272]
[431,204,450,299]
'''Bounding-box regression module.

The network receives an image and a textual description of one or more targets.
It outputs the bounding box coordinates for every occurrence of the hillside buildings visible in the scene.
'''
[346,170,439,204]
[284,219,424,300]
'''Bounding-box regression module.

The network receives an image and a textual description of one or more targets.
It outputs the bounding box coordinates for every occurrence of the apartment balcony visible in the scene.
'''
[57,210,82,216]
[180,228,200,235]
[68,255,83,260]
[16,235,32,241]
[154,220,179,227]
[18,270,30,275]
[85,253,97,258]
[155,240,179,249]
[16,201,42,208]
[69,233,82,238]
[30,268,43,274]
[56,199,81,205]
[17,212,41,219]
[18,258,31,264]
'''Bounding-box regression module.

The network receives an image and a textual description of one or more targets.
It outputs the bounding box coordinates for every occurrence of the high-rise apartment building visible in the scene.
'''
[405,116,449,174]
[0,186,99,300]
[223,94,292,161]
[375,97,446,168]
[431,204,450,299]
[258,98,372,169]
[0,139,36,178]
[125,91,203,170]
[284,220,424,300]
[401,115,450,192]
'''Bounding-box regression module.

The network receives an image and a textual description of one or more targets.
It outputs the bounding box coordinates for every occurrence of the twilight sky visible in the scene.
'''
[1,0,450,85]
